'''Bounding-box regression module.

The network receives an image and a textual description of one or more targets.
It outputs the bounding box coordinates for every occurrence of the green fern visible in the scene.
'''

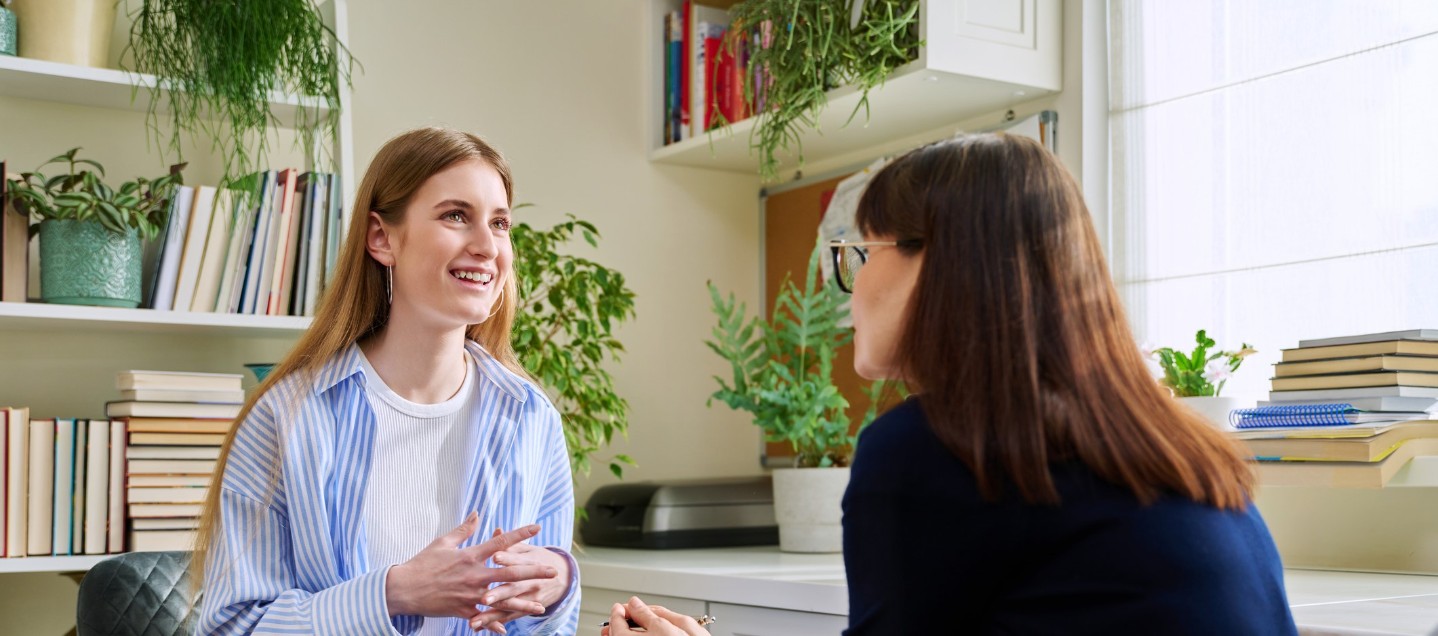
[706,241,886,467]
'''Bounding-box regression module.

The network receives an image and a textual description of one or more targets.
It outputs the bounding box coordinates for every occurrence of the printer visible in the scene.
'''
[580,475,779,549]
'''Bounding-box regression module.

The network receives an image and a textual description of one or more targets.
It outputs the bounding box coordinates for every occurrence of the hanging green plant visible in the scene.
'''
[725,0,921,181]
[126,0,356,185]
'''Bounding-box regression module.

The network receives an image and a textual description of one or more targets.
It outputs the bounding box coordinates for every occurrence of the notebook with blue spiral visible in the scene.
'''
[1230,403,1427,429]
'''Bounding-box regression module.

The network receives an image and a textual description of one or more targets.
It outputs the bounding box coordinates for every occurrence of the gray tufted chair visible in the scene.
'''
[76,551,199,636]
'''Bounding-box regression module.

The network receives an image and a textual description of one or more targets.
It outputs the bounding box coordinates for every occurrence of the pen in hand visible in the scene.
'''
[599,614,717,629]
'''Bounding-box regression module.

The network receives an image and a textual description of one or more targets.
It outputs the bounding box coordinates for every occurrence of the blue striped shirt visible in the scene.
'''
[200,341,580,635]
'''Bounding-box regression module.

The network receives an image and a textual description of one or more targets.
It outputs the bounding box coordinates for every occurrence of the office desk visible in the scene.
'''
[576,546,1438,635]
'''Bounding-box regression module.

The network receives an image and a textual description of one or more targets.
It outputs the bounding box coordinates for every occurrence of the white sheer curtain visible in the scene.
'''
[1109,0,1438,397]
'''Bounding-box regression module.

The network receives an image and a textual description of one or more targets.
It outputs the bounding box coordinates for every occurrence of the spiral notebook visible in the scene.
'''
[1230,403,1429,429]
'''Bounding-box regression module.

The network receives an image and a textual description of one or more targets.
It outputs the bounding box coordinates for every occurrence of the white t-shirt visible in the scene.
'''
[359,350,477,635]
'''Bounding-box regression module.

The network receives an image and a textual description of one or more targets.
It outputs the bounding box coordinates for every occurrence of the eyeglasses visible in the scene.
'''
[827,239,921,293]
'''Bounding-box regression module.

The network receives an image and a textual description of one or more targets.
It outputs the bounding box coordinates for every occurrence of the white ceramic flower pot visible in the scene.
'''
[1181,396,1254,431]
[771,466,850,553]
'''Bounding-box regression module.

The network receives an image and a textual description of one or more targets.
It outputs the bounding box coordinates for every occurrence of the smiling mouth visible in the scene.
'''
[451,270,494,285]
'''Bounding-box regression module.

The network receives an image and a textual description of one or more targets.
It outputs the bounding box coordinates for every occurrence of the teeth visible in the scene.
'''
[453,271,493,283]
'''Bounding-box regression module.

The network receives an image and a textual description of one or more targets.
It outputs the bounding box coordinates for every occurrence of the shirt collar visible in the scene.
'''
[312,340,529,404]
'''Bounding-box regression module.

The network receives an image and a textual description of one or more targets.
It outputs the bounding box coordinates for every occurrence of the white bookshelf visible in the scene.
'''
[648,0,1062,174]
[0,555,110,575]
[0,1,353,581]
[0,54,330,130]
[0,301,311,336]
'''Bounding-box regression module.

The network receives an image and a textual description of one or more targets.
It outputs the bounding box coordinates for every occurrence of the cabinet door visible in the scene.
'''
[705,602,848,636]
[580,586,708,633]
[925,0,1063,90]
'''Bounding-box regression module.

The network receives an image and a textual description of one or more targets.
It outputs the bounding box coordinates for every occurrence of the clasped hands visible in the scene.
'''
[385,511,571,634]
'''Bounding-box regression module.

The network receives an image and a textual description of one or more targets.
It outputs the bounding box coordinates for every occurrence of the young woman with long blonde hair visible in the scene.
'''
[194,127,579,635]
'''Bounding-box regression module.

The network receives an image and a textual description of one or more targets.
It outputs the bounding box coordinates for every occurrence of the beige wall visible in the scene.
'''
[341,1,767,510]
[0,1,1091,632]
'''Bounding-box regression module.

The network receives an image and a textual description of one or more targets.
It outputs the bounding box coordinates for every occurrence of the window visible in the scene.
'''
[1109,1,1438,395]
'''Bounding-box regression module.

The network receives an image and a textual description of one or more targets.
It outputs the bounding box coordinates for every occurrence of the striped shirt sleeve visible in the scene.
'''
[200,487,405,636]
[198,384,411,636]
[510,402,580,635]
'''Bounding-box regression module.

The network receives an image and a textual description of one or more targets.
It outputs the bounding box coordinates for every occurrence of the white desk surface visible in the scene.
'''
[575,546,1438,634]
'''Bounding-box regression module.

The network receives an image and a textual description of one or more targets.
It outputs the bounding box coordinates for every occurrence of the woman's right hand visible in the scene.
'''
[384,511,558,620]
[601,597,711,636]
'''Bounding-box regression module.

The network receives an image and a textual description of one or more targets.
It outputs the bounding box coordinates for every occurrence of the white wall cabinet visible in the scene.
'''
[648,0,1062,174]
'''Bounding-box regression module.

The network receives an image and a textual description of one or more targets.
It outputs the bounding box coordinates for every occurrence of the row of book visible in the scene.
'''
[0,163,344,317]
[0,369,240,556]
[661,2,765,144]
[0,408,124,556]
[150,170,345,317]
[1230,329,1438,488]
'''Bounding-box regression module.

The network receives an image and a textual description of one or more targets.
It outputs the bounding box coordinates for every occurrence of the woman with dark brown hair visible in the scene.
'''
[835,133,1296,634]
[607,132,1296,636]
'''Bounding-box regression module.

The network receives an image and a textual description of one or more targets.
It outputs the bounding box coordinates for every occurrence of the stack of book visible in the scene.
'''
[1233,330,1438,487]
[0,406,126,557]
[107,370,243,552]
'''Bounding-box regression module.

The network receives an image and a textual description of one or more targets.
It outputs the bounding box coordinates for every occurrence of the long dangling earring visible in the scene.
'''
[386,265,394,305]
[486,284,505,321]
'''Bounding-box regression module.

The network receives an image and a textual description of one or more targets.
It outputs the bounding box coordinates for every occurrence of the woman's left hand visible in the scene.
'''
[468,529,572,631]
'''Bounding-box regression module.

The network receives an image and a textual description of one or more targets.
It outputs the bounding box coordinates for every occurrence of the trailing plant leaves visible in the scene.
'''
[725,0,922,181]
[128,0,355,187]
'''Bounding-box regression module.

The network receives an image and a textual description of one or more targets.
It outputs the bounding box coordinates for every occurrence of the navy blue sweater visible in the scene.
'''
[842,398,1297,635]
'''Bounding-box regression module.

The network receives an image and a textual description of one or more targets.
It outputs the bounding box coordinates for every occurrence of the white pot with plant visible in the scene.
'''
[1146,330,1257,430]
[706,245,888,553]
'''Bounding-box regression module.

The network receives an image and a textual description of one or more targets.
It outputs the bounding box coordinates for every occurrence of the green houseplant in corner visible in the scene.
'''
[707,243,888,552]
[5,148,182,307]
[723,0,921,181]
[511,211,638,486]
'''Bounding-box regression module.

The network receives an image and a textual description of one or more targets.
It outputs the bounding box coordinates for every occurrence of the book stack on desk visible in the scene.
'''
[1236,330,1438,487]
[107,370,243,552]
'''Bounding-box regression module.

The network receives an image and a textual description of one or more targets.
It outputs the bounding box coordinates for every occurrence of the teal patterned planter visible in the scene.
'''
[0,6,15,57]
[38,219,142,308]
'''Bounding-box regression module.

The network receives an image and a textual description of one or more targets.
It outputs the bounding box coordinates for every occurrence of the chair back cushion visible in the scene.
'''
[76,551,199,636]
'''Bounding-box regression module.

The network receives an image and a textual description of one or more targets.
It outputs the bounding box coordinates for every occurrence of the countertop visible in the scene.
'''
[575,546,1438,633]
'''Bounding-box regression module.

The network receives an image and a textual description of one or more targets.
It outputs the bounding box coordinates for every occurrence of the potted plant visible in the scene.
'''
[5,148,182,308]
[125,0,354,183]
[511,212,639,485]
[1147,330,1257,430]
[707,244,886,552]
[723,0,921,181]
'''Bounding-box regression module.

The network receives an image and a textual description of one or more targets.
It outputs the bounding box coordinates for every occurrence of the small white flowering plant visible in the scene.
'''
[1145,330,1256,397]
